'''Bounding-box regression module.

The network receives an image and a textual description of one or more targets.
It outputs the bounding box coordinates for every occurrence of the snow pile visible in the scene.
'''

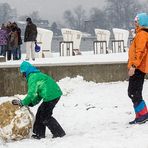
[0,99,34,142]
[0,76,148,147]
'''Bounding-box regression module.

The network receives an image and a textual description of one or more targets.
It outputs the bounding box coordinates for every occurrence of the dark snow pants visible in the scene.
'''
[128,69,146,104]
[33,97,66,138]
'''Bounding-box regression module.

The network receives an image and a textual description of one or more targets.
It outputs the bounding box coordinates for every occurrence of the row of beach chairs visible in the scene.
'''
[35,28,131,58]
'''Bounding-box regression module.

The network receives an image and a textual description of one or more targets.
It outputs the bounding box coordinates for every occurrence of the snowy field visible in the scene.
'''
[0,76,148,148]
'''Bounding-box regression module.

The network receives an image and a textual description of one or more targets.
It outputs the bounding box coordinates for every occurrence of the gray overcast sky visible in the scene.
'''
[1,0,105,22]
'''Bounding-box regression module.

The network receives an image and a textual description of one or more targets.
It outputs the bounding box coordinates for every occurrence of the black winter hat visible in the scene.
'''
[26,17,32,23]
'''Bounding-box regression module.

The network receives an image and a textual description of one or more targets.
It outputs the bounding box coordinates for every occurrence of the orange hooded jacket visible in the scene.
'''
[128,27,148,73]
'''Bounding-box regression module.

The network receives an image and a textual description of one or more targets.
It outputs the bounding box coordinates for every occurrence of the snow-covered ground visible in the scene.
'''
[1,76,148,148]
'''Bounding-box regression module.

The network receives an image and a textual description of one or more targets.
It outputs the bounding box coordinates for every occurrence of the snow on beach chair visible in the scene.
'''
[112,28,129,53]
[35,28,53,58]
[72,29,82,55]
[60,28,82,56]
[93,29,110,54]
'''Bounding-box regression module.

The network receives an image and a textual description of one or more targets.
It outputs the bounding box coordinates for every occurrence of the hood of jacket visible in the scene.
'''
[20,61,40,78]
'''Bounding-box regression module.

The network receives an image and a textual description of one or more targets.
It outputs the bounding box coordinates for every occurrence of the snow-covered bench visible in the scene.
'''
[60,28,82,56]
[94,29,111,54]
[36,28,53,58]
[112,28,129,53]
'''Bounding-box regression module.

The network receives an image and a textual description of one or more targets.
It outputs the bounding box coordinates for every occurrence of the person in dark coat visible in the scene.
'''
[24,17,37,61]
[5,22,13,60]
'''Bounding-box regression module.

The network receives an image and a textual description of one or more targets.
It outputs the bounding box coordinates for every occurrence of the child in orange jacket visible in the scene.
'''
[128,13,148,124]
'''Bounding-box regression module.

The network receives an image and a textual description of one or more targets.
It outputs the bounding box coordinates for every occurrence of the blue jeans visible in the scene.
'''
[12,48,17,60]
[0,45,7,56]
[17,45,21,60]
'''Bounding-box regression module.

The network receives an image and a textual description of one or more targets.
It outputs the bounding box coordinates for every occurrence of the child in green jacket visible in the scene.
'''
[12,61,66,139]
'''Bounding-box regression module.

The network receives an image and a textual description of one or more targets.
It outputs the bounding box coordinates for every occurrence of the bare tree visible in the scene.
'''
[141,0,148,12]
[82,8,108,34]
[73,5,86,30]
[105,0,142,29]
[51,22,61,36]
[19,11,41,22]
[63,10,75,28]
[90,8,108,28]
[30,11,41,21]
[63,5,86,31]
[0,3,15,24]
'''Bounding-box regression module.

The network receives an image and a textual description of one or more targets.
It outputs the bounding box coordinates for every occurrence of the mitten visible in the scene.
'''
[12,99,22,107]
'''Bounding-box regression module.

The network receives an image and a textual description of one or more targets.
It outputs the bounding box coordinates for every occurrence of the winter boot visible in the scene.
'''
[129,113,148,124]
[129,118,138,124]
[31,134,45,139]
[32,123,46,139]
[43,117,66,138]
[129,100,148,124]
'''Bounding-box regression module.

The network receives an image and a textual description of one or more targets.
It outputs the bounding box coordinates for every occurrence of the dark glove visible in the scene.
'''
[12,99,22,107]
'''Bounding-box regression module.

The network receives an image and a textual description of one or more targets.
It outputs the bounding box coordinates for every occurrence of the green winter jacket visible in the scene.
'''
[20,61,62,106]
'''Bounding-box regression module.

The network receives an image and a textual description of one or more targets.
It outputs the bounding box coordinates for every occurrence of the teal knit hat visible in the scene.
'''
[135,13,148,27]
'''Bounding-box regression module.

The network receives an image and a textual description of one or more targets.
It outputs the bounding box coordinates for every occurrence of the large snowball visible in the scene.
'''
[0,101,34,141]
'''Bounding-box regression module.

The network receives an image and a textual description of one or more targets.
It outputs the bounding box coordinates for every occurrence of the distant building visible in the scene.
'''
[34,20,50,29]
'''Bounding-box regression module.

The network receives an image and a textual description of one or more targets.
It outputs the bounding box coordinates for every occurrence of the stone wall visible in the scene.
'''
[0,63,130,97]
[0,63,147,97]
[0,56,6,62]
